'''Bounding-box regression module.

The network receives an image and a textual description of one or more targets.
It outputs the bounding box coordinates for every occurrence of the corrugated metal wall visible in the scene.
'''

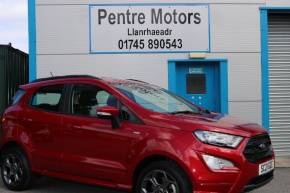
[0,45,29,115]
[268,13,290,156]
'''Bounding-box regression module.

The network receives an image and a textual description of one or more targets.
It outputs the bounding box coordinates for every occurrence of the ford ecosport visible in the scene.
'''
[0,75,274,193]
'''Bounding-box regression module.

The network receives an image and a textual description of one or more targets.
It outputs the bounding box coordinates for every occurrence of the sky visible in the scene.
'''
[0,0,28,52]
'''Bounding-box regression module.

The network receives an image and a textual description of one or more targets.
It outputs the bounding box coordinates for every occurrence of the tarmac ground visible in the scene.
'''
[0,168,289,193]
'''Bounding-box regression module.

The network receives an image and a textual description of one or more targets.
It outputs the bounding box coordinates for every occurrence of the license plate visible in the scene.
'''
[259,159,275,175]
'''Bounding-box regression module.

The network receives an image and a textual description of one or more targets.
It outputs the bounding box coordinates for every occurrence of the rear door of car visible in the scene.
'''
[21,84,66,172]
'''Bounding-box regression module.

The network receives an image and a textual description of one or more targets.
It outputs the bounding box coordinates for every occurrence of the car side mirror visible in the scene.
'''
[96,106,120,129]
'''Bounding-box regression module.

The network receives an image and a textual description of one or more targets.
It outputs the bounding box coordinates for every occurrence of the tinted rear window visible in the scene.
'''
[30,85,64,112]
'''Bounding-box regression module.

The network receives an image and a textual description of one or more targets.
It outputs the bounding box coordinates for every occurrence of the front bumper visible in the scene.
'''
[188,133,274,193]
[191,155,275,193]
[243,171,273,192]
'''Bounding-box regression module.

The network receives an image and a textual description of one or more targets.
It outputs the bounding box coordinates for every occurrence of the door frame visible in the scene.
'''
[260,7,290,129]
[168,58,228,114]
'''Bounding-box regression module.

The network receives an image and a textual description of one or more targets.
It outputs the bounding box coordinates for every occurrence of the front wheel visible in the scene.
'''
[0,147,34,191]
[135,161,192,193]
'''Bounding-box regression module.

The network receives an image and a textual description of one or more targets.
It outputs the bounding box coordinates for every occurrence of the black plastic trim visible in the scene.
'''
[31,75,100,83]
[243,134,273,163]
[243,171,274,192]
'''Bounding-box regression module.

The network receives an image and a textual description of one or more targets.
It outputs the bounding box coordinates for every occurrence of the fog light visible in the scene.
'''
[202,154,235,170]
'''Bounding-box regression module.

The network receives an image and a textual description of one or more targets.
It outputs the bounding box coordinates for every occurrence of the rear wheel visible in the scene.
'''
[0,147,34,191]
[135,161,192,193]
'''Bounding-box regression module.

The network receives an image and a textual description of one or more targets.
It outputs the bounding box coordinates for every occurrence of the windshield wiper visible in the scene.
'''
[199,109,211,115]
[170,109,211,115]
[170,110,200,115]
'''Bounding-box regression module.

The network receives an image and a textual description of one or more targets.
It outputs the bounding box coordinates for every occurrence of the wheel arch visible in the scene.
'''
[0,141,26,155]
[132,153,194,190]
[0,140,32,164]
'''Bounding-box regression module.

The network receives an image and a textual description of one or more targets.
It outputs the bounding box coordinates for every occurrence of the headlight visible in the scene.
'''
[194,130,243,148]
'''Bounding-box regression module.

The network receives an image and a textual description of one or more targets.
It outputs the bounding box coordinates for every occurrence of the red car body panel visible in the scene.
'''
[0,77,274,193]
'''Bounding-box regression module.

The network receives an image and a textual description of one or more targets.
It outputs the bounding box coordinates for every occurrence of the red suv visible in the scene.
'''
[0,75,274,193]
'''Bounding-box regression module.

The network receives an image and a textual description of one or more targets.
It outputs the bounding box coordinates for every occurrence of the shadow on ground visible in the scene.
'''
[0,168,289,193]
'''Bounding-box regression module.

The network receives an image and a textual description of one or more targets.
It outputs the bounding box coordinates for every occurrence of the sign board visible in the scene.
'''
[89,4,210,54]
[189,67,204,74]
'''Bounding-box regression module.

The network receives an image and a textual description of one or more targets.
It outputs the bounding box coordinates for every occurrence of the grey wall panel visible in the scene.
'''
[37,52,262,102]
[229,101,262,124]
[208,53,261,101]
[34,0,264,123]
[210,4,261,52]
[36,0,265,5]
[37,52,262,124]
[266,0,290,6]
[36,54,189,88]
[36,3,264,54]
[36,5,89,54]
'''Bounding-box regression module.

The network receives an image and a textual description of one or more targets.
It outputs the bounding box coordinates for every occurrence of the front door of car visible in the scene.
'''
[21,84,65,172]
[60,84,141,182]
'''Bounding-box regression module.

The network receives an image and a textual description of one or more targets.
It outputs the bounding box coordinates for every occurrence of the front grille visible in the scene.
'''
[243,134,273,163]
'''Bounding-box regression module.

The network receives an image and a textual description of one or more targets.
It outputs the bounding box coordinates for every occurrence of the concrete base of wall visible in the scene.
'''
[275,156,290,167]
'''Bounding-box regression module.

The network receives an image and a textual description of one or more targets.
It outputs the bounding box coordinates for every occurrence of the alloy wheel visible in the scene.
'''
[141,169,179,193]
[2,154,24,186]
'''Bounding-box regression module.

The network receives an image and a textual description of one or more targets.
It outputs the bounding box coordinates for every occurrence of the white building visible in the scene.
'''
[28,0,290,160]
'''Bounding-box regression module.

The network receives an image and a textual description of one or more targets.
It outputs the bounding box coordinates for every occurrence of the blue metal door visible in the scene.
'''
[175,62,220,112]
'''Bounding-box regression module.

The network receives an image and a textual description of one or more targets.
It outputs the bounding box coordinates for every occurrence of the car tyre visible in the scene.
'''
[134,160,192,193]
[0,147,34,191]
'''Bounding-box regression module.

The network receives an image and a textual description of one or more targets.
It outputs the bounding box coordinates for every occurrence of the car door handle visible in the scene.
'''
[132,131,141,135]
[72,125,82,129]
[23,118,33,122]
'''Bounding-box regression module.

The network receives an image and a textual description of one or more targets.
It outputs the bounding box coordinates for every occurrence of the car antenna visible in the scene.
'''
[50,72,54,77]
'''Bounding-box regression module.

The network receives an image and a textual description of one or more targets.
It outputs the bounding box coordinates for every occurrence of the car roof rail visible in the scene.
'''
[126,79,149,84]
[31,75,100,83]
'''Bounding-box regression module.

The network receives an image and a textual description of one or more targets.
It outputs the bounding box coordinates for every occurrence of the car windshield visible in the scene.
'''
[114,83,200,114]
